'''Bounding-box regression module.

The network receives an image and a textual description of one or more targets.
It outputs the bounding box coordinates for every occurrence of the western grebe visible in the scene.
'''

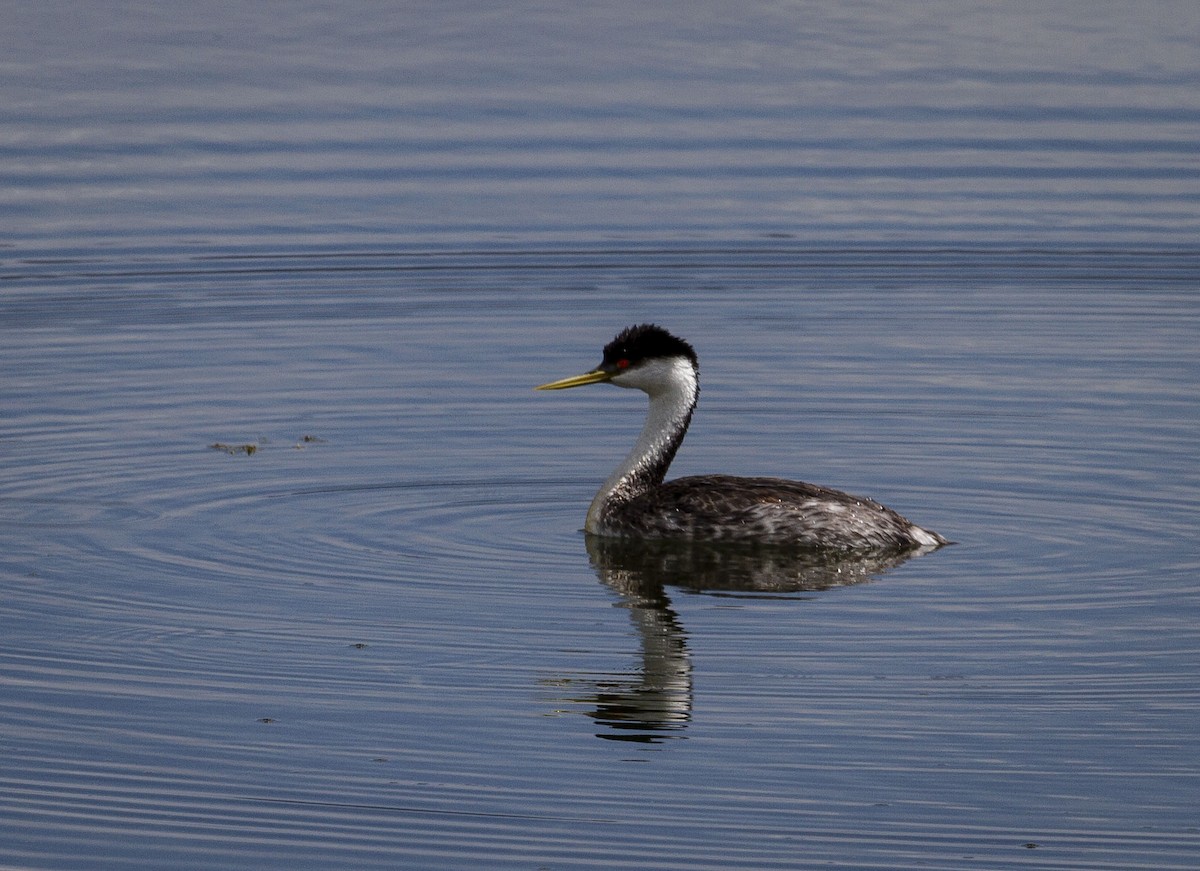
[536,324,947,551]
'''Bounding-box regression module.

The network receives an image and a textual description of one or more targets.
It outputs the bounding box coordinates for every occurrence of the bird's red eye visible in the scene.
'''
[616,358,630,369]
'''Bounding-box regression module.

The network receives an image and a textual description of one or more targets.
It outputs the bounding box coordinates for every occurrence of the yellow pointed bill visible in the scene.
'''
[534,368,613,390]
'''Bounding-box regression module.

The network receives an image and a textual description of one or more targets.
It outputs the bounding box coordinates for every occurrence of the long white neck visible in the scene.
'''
[585,356,698,534]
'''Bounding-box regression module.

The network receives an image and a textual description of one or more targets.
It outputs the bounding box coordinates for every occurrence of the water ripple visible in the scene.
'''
[2,244,1197,869]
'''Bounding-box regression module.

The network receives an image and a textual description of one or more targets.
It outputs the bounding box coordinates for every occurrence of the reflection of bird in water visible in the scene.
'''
[567,564,692,744]
[548,535,928,743]
[536,324,948,551]
[587,534,927,595]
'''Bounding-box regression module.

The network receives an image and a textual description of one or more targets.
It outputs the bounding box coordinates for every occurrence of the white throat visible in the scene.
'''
[585,355,698,534]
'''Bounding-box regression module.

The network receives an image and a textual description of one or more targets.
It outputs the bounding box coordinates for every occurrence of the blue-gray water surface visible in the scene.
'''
[3,4,1199,870]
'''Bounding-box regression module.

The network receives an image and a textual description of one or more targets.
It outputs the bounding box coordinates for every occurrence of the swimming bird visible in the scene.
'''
[536,324,947,551]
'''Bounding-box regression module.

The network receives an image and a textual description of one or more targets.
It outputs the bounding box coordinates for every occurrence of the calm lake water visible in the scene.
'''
[3,4,1199,870]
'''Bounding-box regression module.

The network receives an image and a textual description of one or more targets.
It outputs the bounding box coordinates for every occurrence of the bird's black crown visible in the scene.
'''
[601,324,697,369]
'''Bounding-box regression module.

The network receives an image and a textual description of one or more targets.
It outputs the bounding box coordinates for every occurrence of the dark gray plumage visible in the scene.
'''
[598,474,942,549]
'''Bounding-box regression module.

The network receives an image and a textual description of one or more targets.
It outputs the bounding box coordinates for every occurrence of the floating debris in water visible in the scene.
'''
[210,442,257,456]
[208,435,326,454]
